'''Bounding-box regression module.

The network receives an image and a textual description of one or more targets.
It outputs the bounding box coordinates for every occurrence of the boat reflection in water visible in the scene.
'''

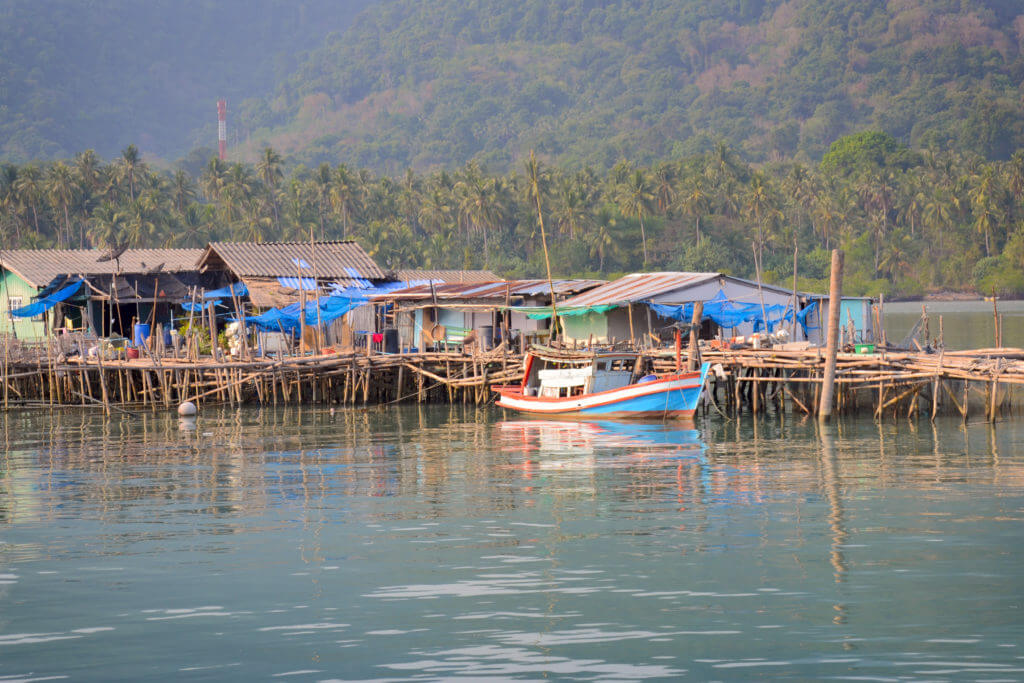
[497,419,707,475]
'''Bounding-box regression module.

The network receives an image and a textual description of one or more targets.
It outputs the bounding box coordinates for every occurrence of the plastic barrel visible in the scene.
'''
[133,323,151,347]
[384,328,399,354]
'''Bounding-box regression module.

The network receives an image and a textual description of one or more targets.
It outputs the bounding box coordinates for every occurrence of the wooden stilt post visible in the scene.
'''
[819,249,844,421]
[687,301,703,372]
[879,293,886,347]
[992,294,1000,348]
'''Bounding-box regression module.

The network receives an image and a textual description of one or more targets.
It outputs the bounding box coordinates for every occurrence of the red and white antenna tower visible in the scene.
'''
[217,99,227,161]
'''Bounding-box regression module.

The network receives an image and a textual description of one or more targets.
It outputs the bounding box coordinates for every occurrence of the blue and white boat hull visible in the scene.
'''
[496,362,710,419]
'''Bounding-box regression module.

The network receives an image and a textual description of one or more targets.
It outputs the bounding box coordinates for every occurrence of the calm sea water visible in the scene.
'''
[1,403,1022,681]
[885,299,1024,350]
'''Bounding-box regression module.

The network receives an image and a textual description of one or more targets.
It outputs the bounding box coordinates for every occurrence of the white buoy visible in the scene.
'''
[177,401,198,417]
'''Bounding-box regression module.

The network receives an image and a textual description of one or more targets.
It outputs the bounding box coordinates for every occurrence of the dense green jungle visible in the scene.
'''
[2,0,1024,296]
[2,133,1024,298]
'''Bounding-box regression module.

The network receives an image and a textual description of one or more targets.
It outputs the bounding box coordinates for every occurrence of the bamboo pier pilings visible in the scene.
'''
[2,334,1022,422]
[0,341,524,412]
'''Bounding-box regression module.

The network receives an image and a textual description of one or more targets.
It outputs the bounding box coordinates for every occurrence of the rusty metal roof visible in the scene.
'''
[395,269,499,283]
[556,272,721,308]
[0,248,204,288]
[199,241,386,280]
[379,279,604,301]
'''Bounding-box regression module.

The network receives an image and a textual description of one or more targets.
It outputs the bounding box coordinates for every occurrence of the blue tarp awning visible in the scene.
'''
[276,277,318,291]
[203,283,248,299]
[233,294,368,334]
[647,291,818,334]
[11,279,84,318]
[182,299,224,312]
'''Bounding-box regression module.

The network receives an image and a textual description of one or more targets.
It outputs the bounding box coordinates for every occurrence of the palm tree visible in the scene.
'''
[255,146,283,233]
[878,230,913,282]
[1005,151,1024,226]
[14,165,44,241]
[615,168,656,268]
[782,163,818,245]
[330,163,360,239]
[117,144,144,201]
[968,166,1002,258]
[0,164,21,245]
[922,188,953,260]
[897,179,925,237]
[174,203,214,248]
[744,171,780,279]
[88,202,129,248]
[47,162,78,248]
[652,161,679,215]
[813,191,839,251]
[589,206,620,272]
[857,170,896,275]
[550,174,592,239]
[74,150,103,195]
[310,163,333,240]
[457,172,503,267]
[422,229,456,269]
[200,157,229,203]
[398,167,424,234]
[418,187,455,235]
[706,141,744,218]
[170,169,197,215]
[677,176,710,243]
[282,177,317,242]
[221,163,257,238]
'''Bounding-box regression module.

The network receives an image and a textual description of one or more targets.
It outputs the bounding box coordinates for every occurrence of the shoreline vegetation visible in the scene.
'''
[2,131,1024,300]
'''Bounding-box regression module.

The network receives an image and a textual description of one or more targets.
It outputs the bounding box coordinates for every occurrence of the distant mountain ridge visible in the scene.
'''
[0,0,373,163]
[233,0,1024,171]
[2,0,1023,171]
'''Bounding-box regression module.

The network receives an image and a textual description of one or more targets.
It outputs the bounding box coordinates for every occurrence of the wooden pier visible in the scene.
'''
[2,332,1021,423]
[651,346,1023,423]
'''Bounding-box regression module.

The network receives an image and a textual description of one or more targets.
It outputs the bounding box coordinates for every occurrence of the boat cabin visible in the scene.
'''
[523,352,650,398]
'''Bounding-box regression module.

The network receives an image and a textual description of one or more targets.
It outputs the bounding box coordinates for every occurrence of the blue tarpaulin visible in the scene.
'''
[343,267,372,289]
[328,280,424,298]
[181,299,223,312]
[11,279,84,318]
[233,294,368,334]
[276,277,318,291]
[647,291,818,334]
[203,283,248,299]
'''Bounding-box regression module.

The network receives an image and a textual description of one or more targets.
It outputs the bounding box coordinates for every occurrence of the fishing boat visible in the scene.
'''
[494,347,710,419]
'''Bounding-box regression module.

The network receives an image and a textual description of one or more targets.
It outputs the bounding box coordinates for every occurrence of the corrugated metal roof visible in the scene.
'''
[379,279,604,301]
[396,269,499,283]
[556,272,721,308]
[511,279,605,296]
[199,241,386,279]
[0,248,204,288]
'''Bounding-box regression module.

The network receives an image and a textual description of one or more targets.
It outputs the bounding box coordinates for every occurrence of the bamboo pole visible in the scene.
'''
[528,150,559,345]
[992,293,1000,348]
[879,293,886,347]
[819,249,844,421]
[2,335,8,410]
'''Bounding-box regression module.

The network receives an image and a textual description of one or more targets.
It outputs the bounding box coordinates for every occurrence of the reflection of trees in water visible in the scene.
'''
[3,407,1023,538]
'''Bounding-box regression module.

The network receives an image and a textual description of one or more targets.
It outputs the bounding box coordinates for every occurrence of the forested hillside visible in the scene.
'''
[237,0,1024,171]
[0,0,372,163]
[3,1,1024,299]
[3,0,1023,171]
